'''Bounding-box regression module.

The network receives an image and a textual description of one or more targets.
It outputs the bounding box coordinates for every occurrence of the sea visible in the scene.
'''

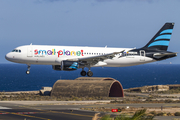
[0,63,180,91]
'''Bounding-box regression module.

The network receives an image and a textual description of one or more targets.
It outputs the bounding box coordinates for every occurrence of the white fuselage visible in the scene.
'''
[5,45,155,67]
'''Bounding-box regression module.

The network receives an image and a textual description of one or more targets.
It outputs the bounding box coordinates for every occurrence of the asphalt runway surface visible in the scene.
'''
[0,102,98,120]
[0,109,96,120]
[1,101,180,120]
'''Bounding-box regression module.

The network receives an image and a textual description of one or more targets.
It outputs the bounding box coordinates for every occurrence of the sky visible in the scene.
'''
[0,0,180,64]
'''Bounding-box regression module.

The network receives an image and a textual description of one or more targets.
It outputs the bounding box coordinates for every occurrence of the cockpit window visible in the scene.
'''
[12,49,21,53]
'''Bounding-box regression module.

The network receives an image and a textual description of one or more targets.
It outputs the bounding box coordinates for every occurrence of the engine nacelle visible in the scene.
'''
[52,60,79,71]
[52,65,62,71]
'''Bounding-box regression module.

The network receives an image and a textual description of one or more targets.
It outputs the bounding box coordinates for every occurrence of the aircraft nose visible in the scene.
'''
[5,53,13,61]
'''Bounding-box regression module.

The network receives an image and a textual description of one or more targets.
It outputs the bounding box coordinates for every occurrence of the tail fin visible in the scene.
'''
[143,23,174,51]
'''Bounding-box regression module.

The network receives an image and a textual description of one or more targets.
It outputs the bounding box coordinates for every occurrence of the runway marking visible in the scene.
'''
[0,106,11,109]
[11,112,51,120]
[0,111,45,114]
[0,108,94,119]
[19,106,96,118]
[0,110,51,120]
[33,108,94,118]
[0,112,8,114]
[85,104,116,108]
[50,110,94,117]
[0,111,10,115]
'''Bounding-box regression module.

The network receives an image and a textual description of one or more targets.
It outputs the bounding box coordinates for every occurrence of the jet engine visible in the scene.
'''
[52,60,79,71]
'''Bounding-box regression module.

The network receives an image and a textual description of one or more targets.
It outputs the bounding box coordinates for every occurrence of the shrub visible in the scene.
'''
[174,112,180,116]
[165,100,173,103]
[167,112,171,116]
[157,112,164,116]
[150,111,157,116]
[100,115,111,120]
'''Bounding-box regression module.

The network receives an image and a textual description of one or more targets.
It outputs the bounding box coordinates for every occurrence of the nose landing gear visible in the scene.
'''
[26,65,30,74]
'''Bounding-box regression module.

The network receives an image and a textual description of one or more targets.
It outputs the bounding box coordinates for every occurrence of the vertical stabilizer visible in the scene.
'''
[143,23,174,51]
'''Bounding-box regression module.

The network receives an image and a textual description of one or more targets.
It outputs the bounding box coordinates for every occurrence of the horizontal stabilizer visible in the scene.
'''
[153,52,177,59]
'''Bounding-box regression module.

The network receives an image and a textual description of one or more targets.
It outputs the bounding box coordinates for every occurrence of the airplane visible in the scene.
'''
[5,23,177,77]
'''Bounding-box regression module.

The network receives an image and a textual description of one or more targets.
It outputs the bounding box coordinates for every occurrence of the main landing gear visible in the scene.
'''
[26,65,30,74]
[80,68,93,77]
[81,70,86,76]
[87,71,93,77]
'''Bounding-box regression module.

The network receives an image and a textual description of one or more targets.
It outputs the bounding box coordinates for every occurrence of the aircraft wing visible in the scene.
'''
[76,50,125,65]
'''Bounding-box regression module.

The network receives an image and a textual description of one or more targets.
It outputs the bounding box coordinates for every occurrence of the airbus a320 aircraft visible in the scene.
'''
[5,23,177,77]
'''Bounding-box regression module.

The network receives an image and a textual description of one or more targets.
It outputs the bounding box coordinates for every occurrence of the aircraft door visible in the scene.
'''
[27,46,33,57]
[140,50,145,61]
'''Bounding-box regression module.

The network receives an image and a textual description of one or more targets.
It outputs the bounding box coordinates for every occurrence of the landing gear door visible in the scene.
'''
[27,46,33,57]
[140,50,145,61]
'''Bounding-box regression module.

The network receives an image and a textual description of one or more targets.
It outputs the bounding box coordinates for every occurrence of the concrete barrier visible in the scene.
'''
[51,77,124,97]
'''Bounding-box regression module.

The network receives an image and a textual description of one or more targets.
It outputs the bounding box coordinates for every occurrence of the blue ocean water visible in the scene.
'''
[0,63,180,91]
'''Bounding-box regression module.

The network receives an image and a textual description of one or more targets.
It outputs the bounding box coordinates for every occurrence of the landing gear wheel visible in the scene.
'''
[81,71,86,76]
[26,64,31,75]
[26,70,30,74]
[87,71,93,77]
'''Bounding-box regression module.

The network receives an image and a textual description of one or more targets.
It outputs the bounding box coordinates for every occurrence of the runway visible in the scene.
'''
[1,101,180,120]
[0,109,96,120]
[0,101,100,120]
